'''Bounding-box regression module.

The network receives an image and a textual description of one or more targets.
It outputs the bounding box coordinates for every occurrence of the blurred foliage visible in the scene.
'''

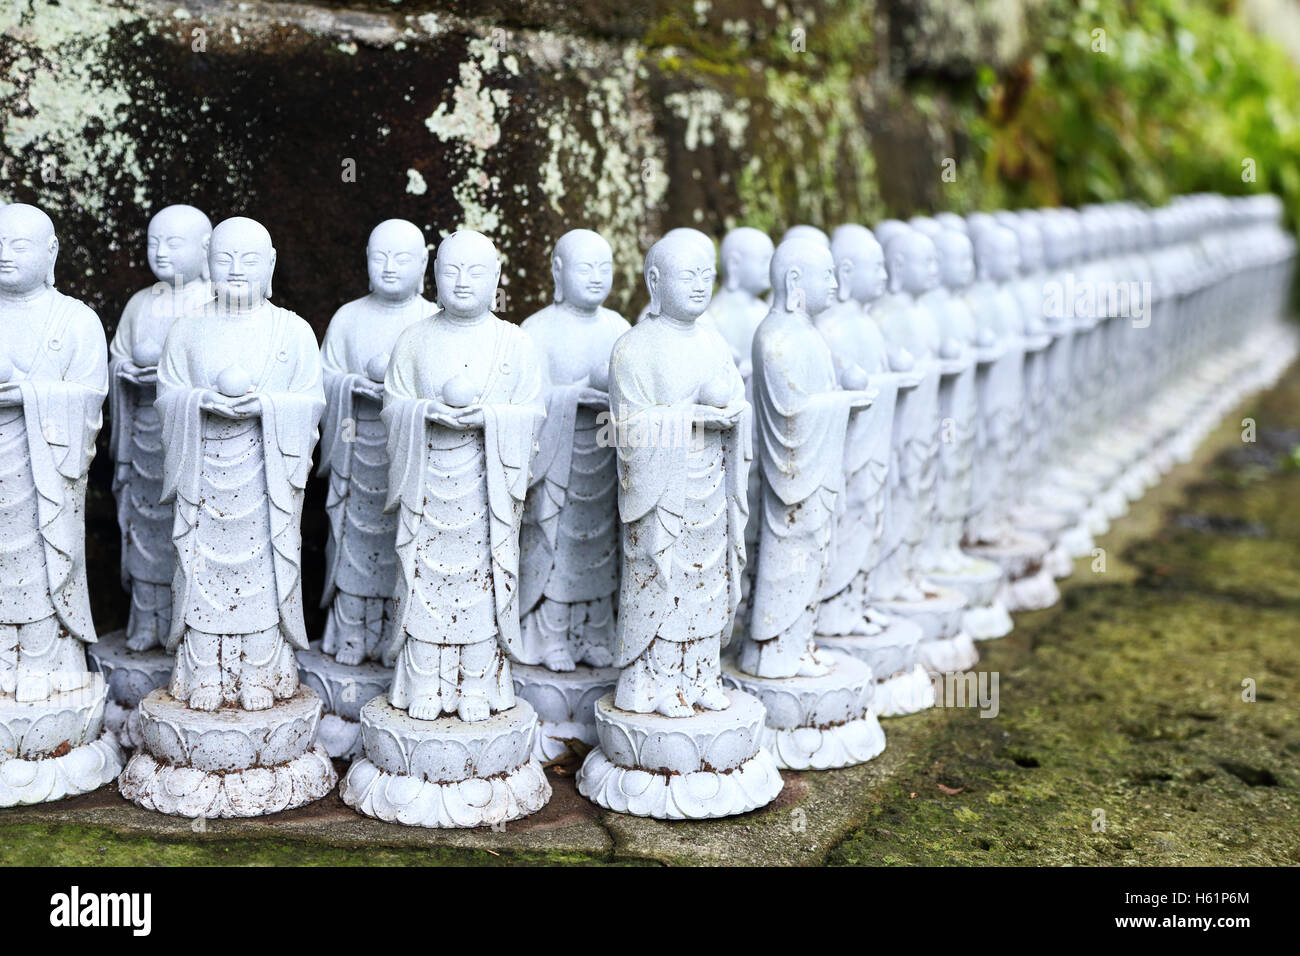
[966,0,1300,224]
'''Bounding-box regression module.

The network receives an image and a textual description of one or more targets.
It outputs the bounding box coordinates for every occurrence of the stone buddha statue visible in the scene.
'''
[576,231,781,819]
[723,237,884,770]
[962,222,1059,612]
[635,227,714,323]
[300,218,433,758]
[120,215,336,817]
[813,224,931,715]
[378,230,544,723]
[872,228,977,676]
[914,227,1011,646]
[0,203,122,806]
[513,228,629,759]
[109,205,214,654]
[0,204,108,703]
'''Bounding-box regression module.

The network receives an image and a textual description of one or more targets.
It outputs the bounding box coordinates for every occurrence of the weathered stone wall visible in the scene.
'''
[0,0,1038,330]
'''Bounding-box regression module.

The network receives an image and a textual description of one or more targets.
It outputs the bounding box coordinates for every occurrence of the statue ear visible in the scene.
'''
[200,234,211,282]
[784,266,801,311]
[419,251,428,295]
[265,247,277,299]
[552,254,563,303]
[723,251,740,291]
[887,256,903,294]
[45,236,58,288]
[646,265,660,315]
[836,258,853,301]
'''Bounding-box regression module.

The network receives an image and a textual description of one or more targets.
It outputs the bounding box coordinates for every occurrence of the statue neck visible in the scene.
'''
[555,299,600,320]
[368,291,420,311]
[0,286,52,308]
[440,310,489,328]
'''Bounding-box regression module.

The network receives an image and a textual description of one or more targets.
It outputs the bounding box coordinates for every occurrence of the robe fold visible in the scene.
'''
[155,304,324,654]
[380,315,543,667]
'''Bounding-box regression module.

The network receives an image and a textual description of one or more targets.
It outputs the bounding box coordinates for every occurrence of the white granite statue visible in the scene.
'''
[298,218,433,759]
[90,205,214,750]
[635,227,714,323]
[706,227,774,379]
[961,222,1059,612]
[576,232,782,819]
[513,228,628,760]
[722,237,885,769]
[340,229,552,828]
[871,228,977,677]
[812,225,931,716]
[118,216,336,817]
[0,203,123,806]
[914,227,1010,647]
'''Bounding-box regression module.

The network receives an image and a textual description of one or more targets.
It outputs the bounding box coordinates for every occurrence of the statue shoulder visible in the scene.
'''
[52,291,105,345]
[519,303,556,334]
[599,306,632,336]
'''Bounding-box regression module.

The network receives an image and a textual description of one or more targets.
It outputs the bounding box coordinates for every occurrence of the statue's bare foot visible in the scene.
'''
[15,674,51,703]
[240,687,273,711]
[189,687,223,711]
[458,695,490,723]
[125,632,159,653]
[334,644,364,667]
[797,654,832,678]
[408,696,441,721]
[542,647,576,672]
[584,646,614,668]
[696,686,731,711]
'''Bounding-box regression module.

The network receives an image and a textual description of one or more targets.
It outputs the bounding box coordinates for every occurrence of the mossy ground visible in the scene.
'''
[3,363,1298,867]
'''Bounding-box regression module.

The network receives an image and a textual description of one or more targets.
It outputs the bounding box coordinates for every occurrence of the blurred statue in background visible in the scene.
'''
[299,219,432,758]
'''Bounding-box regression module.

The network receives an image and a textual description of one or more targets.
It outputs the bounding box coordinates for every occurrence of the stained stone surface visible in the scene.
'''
[85,628,172,750]
[297,646,391,759]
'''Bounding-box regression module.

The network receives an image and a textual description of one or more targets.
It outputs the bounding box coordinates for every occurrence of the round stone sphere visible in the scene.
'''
[132,339,162,367]
[442,374,476,408]
[699,376,731,408]
[365,352,389,383]
[842,364,870,391]
[216,365,252,398]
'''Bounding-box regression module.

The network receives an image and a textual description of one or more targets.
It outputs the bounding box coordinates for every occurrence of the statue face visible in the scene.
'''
[848,243,888,302]
[795,251,838,315]
[937,234,975,289]
[367,222,427,302]
[727,245,771,297]
[0,207,55,296]
[435,232,500,319]
[650,248,715,321]
[556,235,613,311]
[888,233,940,296]
[210,223,274,309]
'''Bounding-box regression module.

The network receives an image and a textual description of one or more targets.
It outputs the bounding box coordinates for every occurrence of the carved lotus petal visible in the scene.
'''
[0,720,15,756]
[410,736,472,783]
[703,726,752,772]
[21,708,82,758]
[263,717,312,767]
[600,721,638,769]
[362,725,407,774]
[0,756,40,789]
[791,727,823,756]
[620,768,653,797]
[520,683,570,723]
[190,729,257,773]
[760,691,802,730]
[145,716,186,765]
[637,730,699,774]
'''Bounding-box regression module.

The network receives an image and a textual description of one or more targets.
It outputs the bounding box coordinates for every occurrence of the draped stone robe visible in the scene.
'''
[0,289,106,698]
[741,308,856,679]
[517,305,628,668]
[110,280,212,650]
[155,303,324,706]
[317,294,433,662]
[871,295,941,602]
[608,317,750,715]
[964,280,1023,543]
[917,288,977,570]
[814,302,900,637]
[381,313,543,717]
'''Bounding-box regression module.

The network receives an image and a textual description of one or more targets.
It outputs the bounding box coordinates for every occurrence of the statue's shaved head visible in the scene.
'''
[368,218,426,254]
[149,204,211,238]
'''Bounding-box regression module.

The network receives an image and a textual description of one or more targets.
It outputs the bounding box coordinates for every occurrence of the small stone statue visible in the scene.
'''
[914,227,1011,647]
[871,228,977,677]
[961,222,1059,612]
[813,224,931,716]
[513,228,629,760]
[118,216,336,817]
[722,237,885,769]
[0,203,123,806]
[706,227,774,379]
[340,230,551,828]
[298,219,433,758]
[635,227,714,323]
[576,231,781,819]
[91,204,214,750]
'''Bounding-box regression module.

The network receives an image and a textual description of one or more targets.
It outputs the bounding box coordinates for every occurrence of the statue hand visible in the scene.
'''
[353,376,384,402]
[452,404,485,429]
[693,401,742,430]
[0,382,21,407]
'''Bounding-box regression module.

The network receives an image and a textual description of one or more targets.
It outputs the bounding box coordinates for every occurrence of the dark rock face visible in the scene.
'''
[1,0,1021,335]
